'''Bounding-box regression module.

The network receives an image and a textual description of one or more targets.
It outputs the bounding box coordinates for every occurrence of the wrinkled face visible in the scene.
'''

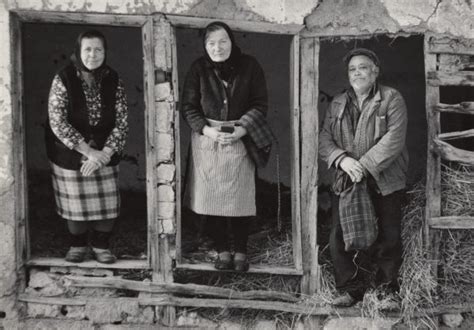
[80,37,105,70]
[348,55,379,94]
[205,28,232,62]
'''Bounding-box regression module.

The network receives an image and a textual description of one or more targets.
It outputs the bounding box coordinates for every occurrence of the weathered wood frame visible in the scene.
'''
[10,11,151,271]
[166,15,309,277]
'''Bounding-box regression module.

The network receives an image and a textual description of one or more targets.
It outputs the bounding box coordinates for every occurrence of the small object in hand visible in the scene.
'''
[220,125,234,133]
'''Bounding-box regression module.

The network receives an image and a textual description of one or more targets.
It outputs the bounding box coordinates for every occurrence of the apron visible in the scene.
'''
[185,119,256,217]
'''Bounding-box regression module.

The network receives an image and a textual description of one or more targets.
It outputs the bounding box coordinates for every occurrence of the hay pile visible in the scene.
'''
[439,163,474,304]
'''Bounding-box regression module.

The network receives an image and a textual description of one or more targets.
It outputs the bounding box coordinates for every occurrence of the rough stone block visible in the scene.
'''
[85,299,140,324]
[442,313,464,328]
[27,270,65,297]
[324,316,397,330]
[0,220,16,294]
[63,305,86,320]
[157,133,174,161]
[156,101,174,133]
[160,219,175,234]
[218,320,242,330]
[27,303,61,318]
[254,320,277,330]
[157,202,175,219]
[23,319,94,330]
[157,184,175,202]
[155,82,172,102]
[157,164,175,183]
[126,306,155,324]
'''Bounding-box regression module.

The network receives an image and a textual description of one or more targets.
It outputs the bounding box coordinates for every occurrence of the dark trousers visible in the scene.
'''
[207,216,251,253]
[330,188,403,299]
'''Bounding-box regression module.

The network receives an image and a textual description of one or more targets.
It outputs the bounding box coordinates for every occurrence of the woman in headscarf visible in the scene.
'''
[45,29,128,264]
[181,21,273,271]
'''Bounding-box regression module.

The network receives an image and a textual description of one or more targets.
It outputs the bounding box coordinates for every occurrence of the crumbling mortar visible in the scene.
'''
[426,0,443,23]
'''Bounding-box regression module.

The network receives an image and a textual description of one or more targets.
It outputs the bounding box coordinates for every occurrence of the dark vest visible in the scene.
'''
[45,64,121,170]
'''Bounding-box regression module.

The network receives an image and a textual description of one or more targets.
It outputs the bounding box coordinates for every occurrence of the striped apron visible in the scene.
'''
[50,162,120,221]
[185,119,256,217]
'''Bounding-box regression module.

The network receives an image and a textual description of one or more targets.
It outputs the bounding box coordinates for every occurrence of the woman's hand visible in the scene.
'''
[202,125,247,145]
[80,159,101,176]
[86,148,111,166]
[340,156,365,183]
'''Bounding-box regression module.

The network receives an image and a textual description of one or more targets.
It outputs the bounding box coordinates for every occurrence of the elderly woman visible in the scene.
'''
[181,21,272,271]
[45,30,128,264]
[319,48,408,307]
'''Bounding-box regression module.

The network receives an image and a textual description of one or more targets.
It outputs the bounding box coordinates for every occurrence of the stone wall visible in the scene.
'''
[0,0,473,328]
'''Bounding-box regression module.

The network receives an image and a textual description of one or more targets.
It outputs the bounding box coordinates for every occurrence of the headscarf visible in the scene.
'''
[70,29,108,88]
[202,21,242,82]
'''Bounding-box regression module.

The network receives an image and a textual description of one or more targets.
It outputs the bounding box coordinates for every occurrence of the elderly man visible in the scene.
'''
[319,48,408,307]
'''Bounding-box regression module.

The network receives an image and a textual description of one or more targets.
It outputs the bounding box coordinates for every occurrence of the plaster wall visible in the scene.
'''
[0,0,473,326]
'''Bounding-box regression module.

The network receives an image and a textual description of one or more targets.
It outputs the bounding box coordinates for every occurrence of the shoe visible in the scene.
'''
[214,252,233,270]
[92,247,117,264]
[331,292,357,307]
[233,253,249,272]
[65,246,87,263]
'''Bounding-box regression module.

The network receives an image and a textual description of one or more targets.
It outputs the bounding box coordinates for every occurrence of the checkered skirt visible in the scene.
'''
[50,162,120,221]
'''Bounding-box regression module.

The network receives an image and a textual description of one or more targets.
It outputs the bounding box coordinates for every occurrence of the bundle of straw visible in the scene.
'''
[441,163,474,216]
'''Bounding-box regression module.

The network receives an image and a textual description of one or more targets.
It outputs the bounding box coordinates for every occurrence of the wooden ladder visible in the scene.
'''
[424,34,474,278]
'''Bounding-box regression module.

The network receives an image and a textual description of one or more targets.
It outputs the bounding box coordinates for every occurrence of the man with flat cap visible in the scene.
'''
[319,48,408,307]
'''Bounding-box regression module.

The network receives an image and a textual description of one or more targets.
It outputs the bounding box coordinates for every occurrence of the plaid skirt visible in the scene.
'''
[50,162,120,221]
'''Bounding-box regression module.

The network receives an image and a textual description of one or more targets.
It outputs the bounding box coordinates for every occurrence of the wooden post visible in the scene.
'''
[300,37,320,296]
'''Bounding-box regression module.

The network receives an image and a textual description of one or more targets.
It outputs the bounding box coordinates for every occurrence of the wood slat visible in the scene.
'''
[427,71,474,86]
[66,275,298,302]
[27,257,148,269]
[300,37,320,295]
[175,262,303,276]
[432,138,474,165]
[435,102,474,115]
[165,15,303,35]
[18,294,474,317]
[428,35,474,55]
[12,10,147,26]
[438,128,474,141]
[438,54,473,72]
[429,216,474,229]
[289,34,303,272]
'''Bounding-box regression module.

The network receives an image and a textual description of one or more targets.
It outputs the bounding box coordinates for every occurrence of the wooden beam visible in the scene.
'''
[438,54,473,72]
[165,15,303,35]
[427,71,474,86]
[175,262,303,276]
[12,10,147,26]
[18,294,474,317]
[432,138,474,165]
[434,102,474,115]
[299,37,320,295]
[428,35,474,56]
[27,257,148,269]
[438,129,474,141]
[290,34,303,272]
[66,275,298,302]
[429,216,474,229]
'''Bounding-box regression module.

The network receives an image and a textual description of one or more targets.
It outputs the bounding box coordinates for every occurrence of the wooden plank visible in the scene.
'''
[143,17,157,269]
[438,128,474,141]
[27,257,148,269]
[11,15,28,283]
[175,262,303,276]
[299,37,320,296]
[12,10,147,26]
[424,35,441,278]
[290,34,303,272]
[429,216,474,229]
[433,138,474,165]
[66,275,298,302]
[18,294,474,317]
[165,15,303,35]
[438,54,473,72]
[427,71,474,86]
[428,35,474,55]
[435,102,474,115]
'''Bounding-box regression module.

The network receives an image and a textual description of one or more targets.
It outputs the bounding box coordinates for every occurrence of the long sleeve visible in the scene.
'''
[48,75,85,149]
[319,100,347,169]
[181,62,208,133]
[104,79,129,153]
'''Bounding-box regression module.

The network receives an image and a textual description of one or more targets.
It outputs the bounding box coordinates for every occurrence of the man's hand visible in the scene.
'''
[340,156,365,183]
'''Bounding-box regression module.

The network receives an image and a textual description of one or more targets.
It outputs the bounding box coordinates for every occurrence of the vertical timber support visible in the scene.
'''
[300,37,321,329]
[146,15,176,325]
[424,34,441,278]
[300,37,320,296]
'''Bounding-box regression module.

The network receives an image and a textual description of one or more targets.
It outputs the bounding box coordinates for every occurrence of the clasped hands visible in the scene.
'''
[81,148,111,176]
[340,156,366,183]
[202,125,247,145]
